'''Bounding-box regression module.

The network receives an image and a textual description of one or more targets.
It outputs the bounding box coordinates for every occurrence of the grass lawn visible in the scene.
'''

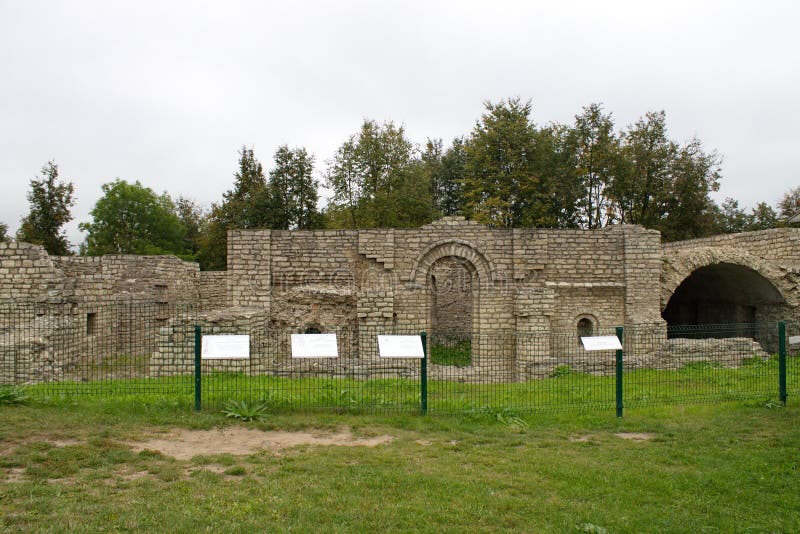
[1,396,799,532]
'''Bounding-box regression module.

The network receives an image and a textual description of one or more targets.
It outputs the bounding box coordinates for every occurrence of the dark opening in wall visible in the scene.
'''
[304,325,322,334]
[86,312,97,336]
[577,317,594,344]
[662,263,786,340]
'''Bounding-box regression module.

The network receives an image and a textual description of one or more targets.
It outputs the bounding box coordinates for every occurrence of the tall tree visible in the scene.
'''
[530,123,583,228]
[461,98,581,228]
[197,147,269,269]
[569,103,618,228]
[424,137,466,217]
[658,137,721,241]
[0,222,8,243]
[748,201,779,230]
[778,186,800,222]
[17,161,75,255]
[716,197,750,233]
[175,196,206,259]
[80,179,185,256]
[608,111,721,241]
[325,120,435,228]
[462,98,538,227]
[265,145,322,230]
[712,198,778,234]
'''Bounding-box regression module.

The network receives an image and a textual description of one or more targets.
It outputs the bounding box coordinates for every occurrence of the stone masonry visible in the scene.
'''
[2,218,799,383]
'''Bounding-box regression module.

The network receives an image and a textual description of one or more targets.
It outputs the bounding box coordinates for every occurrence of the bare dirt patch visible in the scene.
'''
[127,427,393,460]
[615,432,654,441]
[2,467,26,483]
[568,435,592,442]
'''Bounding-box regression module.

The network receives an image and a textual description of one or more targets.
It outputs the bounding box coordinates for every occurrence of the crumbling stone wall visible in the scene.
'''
[0,242,201,383]
[4,217,800,384]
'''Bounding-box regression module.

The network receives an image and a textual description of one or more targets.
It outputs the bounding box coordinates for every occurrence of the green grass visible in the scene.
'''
[16,354,800,415]
[429,339,472,367]
[1,397,799,532]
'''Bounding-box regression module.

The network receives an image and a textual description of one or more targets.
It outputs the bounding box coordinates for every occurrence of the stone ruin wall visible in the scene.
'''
[3,219,800,384]
[661,228,800,352]
[0,240,205,384]
[198,218,665,382]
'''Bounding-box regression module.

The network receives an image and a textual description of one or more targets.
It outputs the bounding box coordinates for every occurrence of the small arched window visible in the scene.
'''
[303,325,321,334]
[577,317,594,345]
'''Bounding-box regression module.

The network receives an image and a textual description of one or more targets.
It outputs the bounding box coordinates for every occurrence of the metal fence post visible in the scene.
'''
[194,325,202,411]
[779,321,787,406]
[420,331,428,415]
[615,326,624,418]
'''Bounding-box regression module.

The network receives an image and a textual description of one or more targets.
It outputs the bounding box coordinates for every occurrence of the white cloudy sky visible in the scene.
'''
[1,0,798,247]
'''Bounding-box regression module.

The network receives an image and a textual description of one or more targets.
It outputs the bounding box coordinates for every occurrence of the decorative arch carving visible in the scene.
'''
[409,240,497,286]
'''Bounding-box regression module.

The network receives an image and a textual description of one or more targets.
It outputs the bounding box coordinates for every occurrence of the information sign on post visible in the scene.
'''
[581,335,623,352]
[201,335,250,359]
[377,335,425,358]
[291,333,339,358]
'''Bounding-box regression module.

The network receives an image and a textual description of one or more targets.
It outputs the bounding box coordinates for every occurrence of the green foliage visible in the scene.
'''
[174,196,206,260]
[549,365,574,378]
[17,161,75,255]
[461,98,584,228]
[716,197,779,234]
[80,179,186,255]
[610,112,722,241]
[223,465,247,476]
[779,186,800,223]
[465,405,530,428]
[0,221,8,243]
[324,120,437,229]
[265,145,323,230]
[0,386,29,405]
[461,98,539,227]
[570,103,618,229]
[197,147,269,270]
[221,399,270,421]
[198,145,322,269]
[424,137,466,216]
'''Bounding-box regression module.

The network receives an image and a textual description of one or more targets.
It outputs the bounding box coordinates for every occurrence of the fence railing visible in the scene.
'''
[1,302,797,416]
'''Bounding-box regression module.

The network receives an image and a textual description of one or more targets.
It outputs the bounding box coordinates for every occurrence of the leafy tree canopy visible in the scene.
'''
[80,179,186,256]
[325,120,436,228]
[17,161,75,255]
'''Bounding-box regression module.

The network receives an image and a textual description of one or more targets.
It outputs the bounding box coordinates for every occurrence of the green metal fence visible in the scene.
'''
[1,302,796,416]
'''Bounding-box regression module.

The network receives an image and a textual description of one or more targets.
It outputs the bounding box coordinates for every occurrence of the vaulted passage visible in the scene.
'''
[662,263,786,336]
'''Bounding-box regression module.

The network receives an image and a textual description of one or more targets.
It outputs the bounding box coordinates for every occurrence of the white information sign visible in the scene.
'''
[378,335,425,359]
[201,335,250,359]
[789,335,800,346]
[291,333,338,358]
[581,335,623,352]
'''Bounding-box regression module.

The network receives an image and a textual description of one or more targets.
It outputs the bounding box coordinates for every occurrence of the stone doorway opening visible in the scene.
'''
[429,256,475,367]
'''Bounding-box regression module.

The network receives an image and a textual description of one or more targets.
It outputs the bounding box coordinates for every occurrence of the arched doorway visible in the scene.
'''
[662,262,787,339]
[429,256,476,367]
[430,256,474,335]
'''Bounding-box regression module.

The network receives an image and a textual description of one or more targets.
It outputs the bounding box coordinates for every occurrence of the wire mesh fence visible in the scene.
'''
[0,302,196,398]
[1,302,795,415]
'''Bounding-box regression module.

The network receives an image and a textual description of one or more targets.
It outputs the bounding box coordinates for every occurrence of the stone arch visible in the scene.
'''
[661,247,797,312]
[409,240,496,286]
[661,248,798,337]
[575,313,598,340]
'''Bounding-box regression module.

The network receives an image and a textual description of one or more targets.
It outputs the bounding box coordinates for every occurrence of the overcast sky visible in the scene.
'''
[1,0,798,247]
